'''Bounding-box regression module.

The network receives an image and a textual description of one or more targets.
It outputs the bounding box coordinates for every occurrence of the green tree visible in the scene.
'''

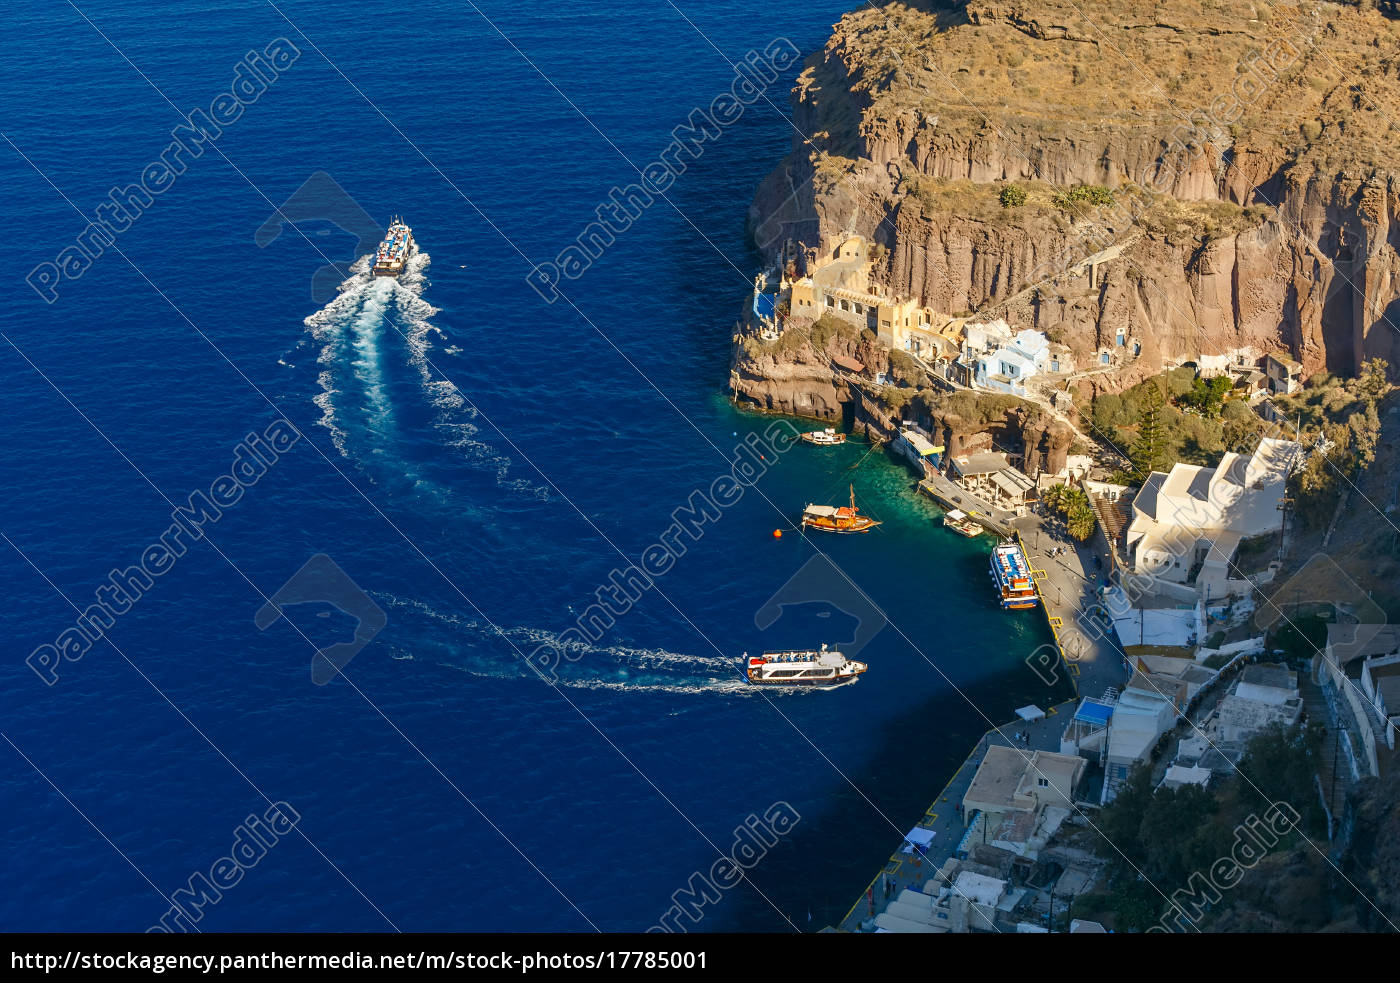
[1182,374,1232,417]
[1130,381,1170,478]
[1356,356,1390,401]
[1066,499,1098,541]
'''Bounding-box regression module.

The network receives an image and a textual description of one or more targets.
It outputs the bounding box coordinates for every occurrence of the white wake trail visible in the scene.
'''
[385,253,547,499]
[375,593,756,693]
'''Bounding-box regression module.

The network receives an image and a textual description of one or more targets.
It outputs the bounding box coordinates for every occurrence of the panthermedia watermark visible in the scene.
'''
[528,421,800,683]
[255,554,385,684]
[525,38,801,303]
[254,170,384,304]
[25,38,301,304]
[755,552,888,660]
[24,420,302,685]
[648,801,800,933]
[1147,801,1300,933]
[148,802,301,933]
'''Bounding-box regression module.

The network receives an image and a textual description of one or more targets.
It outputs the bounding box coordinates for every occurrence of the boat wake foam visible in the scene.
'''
[375,593,773,695]
[390,257,548,501]
[300,250,546,499]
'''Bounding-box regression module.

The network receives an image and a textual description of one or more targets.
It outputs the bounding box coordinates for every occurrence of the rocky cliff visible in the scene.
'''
[750,0,1400,384]
[730,316,1076,474]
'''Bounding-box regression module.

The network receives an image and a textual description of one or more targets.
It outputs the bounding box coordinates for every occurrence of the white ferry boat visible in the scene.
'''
[745,644,867,686]
[371,216,415,277]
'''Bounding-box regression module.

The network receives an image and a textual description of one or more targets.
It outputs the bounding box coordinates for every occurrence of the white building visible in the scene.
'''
[1102,685,1178,802]
[1211,664,1303,744]
[1125,437,1304,600]
[1361,654,1400,745]
[965,327,1055,396]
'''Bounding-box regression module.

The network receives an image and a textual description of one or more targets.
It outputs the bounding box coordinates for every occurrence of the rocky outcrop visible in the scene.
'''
[730,316,1074,473]
[750,0,1400,385]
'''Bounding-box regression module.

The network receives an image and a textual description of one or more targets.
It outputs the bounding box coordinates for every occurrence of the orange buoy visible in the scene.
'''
[773,529,783,539]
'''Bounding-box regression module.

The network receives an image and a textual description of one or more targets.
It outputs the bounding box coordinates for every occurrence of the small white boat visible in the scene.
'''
[942,508,983,538]
[745,644,867,686]
[800,427,846,446]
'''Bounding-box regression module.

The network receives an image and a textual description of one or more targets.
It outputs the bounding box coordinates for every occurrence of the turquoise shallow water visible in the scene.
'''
[0,0,1065,931]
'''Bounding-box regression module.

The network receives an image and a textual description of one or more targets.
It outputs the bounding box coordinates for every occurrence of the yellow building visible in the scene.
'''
[784,234,960,356]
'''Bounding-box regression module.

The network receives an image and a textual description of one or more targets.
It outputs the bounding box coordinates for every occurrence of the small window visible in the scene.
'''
[1037,777,1049,787]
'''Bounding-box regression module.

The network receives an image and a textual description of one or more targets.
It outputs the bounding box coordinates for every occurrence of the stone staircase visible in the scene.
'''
[1090,493,1128,550]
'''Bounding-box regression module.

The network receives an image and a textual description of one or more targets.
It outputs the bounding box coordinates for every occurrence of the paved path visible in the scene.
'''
[834,701,1076,932]
[917,472,1017,536]
[1015,513,1129,700]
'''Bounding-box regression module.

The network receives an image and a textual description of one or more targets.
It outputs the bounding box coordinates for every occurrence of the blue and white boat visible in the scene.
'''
[990,539,1038,610]
[371,216,415,277]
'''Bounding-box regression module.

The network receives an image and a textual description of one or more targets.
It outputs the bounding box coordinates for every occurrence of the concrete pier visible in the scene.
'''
[833,701,1076,933]
[1013,515,1130,700]
[917,473,1016,537]
[829,509,1130,932]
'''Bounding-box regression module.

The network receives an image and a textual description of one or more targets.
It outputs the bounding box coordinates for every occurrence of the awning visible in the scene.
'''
[1014,705,1045,722]
[901,826,937,854]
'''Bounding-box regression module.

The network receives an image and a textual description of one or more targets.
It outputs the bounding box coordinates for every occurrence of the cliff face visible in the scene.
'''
[729,321,1074,474]
[751,0,1400,383]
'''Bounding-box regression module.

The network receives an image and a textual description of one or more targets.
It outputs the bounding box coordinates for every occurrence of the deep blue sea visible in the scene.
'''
[0,0,1063,932]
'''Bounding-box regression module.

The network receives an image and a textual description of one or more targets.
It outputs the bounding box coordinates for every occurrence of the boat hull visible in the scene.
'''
[744,650,867,686]
[990,540,1039,610]
[745,674,861,686]
[802,518,880,534]
[372,240,415,277]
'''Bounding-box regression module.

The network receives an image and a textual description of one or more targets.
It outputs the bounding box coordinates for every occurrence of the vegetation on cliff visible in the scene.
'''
[1282,358,1392,527]
[1088,369,1266,474]
[758,0,1400,385]
[1076,721,1332,932]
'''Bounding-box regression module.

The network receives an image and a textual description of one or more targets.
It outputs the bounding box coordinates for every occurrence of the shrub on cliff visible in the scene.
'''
[999,184,1027,208]
[1179,374,1233,417]
[1052,184,1115,211]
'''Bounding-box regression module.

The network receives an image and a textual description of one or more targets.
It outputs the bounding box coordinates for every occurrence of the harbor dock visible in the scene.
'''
[1012,515,1129,700]
[829,504,1130,932]
[834,700,1076,933]
[917,471,1016,537]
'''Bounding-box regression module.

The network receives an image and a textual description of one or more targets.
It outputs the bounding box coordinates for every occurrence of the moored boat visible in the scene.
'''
[801,427,846,446]
[802,484,881,534]
[943,508,983,538]
[371,216,415,277]
[745,644,867,686]
[990,539,1038,609]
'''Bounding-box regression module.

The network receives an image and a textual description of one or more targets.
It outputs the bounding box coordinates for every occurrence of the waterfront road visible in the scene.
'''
[1015,513,1129,701]
[833,701,1076,932]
